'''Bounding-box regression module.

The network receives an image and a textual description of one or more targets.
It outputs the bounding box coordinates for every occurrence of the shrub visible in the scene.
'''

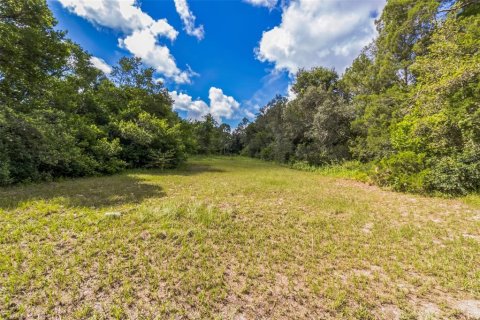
[424,156,480,196]
[373,151,427,193]
[260,144,274,161]
[0,110,46,184]
[0,148,10,185]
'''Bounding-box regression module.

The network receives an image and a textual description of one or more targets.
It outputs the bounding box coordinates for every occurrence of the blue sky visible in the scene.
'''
[48,0,385,127]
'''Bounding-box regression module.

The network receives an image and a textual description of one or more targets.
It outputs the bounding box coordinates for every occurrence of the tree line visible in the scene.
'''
[1,0,479,196]
[233,0,480,195]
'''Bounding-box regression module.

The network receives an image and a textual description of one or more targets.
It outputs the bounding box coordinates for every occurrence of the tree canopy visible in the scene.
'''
[1,0,479,196]
[238,0,480,195]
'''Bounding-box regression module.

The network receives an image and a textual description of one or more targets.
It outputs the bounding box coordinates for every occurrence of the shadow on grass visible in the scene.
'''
[159,163,226,176]
[0,173,165,210]
[0,163,226,210]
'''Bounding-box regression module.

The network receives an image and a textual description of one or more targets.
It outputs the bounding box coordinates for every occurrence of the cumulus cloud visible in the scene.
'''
[244,0,278,9]
[58,0,193,83]
[90,56,112,74]
[57,0,154,33]
[256,0,385,73]
[170,88,240,122]
[208,87,240,121]
[170,91,210,120]
[118,20,192,83]
[173,0,205,40]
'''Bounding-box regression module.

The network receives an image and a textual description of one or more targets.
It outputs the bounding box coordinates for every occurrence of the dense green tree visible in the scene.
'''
[292,67,339,95]
[242,69,353,165]
[229,117,249,154]
[242,96,289,161]
[242,0,480,195]
[0,0,70,107]
[190,115,237,155]
[2,0,479,197]
[375,0,445,86]
[193,114,219,154]
[385,6,480,194]
[0,1,191,184]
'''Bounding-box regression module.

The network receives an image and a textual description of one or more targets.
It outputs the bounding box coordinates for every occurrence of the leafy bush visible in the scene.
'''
[291,160,372,182]
[259,144,275,161]
[424,156,480,196]
[373,152,427,193]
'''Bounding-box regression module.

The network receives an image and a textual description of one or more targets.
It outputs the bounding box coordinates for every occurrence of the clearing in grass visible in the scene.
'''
[0,157,479,319]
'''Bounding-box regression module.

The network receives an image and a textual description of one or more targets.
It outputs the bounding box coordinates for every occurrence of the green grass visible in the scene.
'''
[0,156,479,319]
[290,160,372,183]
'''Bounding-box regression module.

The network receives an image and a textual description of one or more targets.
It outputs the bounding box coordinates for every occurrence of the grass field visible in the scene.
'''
[1,157,479,319]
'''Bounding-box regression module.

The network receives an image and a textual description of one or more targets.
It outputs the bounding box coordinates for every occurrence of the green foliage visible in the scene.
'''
[190,114,235,155]
[292,67,338,94]
[242,96,288,161]
[387,8,480,194]
[0,1,191,185]
[0,0,70,107]
[241,0,480,196]
[373,151,427,193]
[242,72,353,166]
[2,0,479,198]
[290,160,372,182]
[350,86,409,161]
[375,0,442,86]
[114,112,185,168]
[425,156,480,196]
[259,143,275,161]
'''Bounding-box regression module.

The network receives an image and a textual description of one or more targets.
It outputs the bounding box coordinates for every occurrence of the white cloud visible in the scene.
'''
[209,87,240,121]
[90,56,112,74]
[58,0,155,33]
[170,88,240,122]
[173,0,205,40]
[256,0,385,74]
[58,0,193,83]
[119,20,192,83]
[286,83,297,101]
[170,91,210,120]
[244,0,278,8]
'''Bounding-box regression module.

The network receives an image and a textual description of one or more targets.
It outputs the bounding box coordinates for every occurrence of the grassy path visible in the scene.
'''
[1,157,479,319]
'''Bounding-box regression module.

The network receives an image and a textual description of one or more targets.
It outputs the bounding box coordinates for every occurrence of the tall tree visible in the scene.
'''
[0,0,70,107]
